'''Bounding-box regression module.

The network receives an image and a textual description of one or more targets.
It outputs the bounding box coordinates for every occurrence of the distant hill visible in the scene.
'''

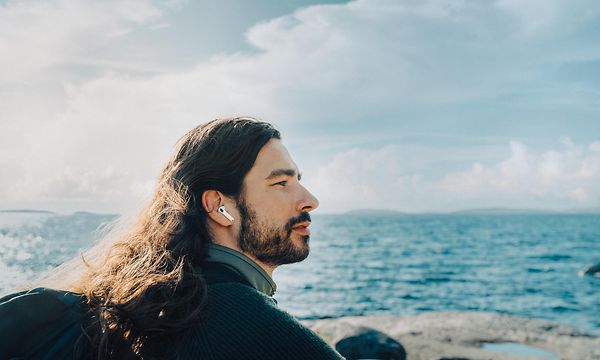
[565,207,600,214]
[451,207,600,215]
[450,208,557,215]
[0,209,121,217]
[72,210,120,217]
[0,209,55,214]
[344,209,406,216]
[339,207,600,216]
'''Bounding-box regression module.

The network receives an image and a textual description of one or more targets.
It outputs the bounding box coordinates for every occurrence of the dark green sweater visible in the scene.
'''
[173,261,344,359]
[163,269,342,359]
[0,247,345,359]
[172,243,344,359]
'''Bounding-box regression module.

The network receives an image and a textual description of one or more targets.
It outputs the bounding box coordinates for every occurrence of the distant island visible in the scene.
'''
[450,208,557,215]
[343,209,406,216]
[0,209,55,214]
[341,207,600,215]
[71,210,120,217]
[449,207,600,215]
[0,209,120,217]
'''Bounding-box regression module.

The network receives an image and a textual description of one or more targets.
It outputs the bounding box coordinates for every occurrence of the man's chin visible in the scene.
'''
[296,241,310,261]
[282,237,310,264]
[279,250,309,265]
[293,233,310,251]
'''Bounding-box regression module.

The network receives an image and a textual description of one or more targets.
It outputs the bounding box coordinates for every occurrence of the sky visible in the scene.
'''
[1,0,599,214]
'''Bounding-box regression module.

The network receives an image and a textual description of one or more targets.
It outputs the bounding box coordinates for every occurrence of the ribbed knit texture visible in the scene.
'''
[0,270,346,359]
[175,282,345,359]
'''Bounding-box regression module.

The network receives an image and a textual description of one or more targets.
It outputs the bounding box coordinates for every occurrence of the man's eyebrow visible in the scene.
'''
[265,168,302,181]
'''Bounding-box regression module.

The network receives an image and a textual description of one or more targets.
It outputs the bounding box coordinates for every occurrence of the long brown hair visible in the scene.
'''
[70,117,280,359]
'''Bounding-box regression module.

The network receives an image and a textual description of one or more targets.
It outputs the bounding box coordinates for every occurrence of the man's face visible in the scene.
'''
[235,139,319,267]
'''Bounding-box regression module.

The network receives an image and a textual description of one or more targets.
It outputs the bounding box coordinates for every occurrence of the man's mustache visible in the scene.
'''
[285,212,312,231]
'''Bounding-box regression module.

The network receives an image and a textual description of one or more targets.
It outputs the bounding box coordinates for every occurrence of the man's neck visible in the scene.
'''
[210,240,276,278]
[246,253,276,278]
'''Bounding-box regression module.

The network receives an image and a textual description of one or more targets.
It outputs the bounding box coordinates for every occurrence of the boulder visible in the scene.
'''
[303,312,600,360]
[310,320,406,360]
[581,263,600,277]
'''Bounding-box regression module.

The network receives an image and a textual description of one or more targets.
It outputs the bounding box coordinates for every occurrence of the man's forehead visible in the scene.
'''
[251,139,299,177]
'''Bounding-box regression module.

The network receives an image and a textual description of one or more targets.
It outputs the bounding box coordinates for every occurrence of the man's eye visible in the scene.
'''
[274,181,287,187]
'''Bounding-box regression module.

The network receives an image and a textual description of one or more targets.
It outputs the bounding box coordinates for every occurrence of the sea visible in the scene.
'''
[1,210,598,335]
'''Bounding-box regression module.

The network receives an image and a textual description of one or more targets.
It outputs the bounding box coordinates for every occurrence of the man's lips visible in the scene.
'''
[292,222,311,236]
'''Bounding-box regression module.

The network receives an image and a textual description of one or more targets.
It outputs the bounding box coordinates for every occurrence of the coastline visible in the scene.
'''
[302,312,600,359]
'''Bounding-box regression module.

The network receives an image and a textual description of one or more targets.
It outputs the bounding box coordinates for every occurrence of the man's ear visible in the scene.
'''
[202,190,234,226]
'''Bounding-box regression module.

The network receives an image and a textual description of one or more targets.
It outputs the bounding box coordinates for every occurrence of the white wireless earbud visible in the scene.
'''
[217,205,235,222]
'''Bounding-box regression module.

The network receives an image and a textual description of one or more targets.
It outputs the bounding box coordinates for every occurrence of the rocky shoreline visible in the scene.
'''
[301,312,600,360]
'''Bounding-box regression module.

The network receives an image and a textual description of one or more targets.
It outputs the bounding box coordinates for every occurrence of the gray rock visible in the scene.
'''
[335,328,406,360]
[303,312,600,360]
[308,320,406,360]
[581,263,600,277]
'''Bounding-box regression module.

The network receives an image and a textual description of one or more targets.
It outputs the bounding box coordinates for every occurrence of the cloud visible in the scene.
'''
[0,0,164,82]
[305,145,431,212]
[440,138,600,205]
[494,0,600,37]
[0,0,167,212]
[308,139,600,213]
[1,0,600,212]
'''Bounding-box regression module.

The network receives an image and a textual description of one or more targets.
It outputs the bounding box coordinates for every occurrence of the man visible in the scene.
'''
[0,117,345,359]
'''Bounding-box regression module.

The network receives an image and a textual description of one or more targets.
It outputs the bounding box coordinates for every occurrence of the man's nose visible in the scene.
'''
[298,185,319,213]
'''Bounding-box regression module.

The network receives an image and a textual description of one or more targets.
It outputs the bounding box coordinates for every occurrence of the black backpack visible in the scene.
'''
[0,287,90,359]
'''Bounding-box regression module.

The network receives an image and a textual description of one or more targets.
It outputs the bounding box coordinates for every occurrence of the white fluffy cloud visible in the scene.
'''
[305,145,432,212]
[1,0,599,213]
[440,139,600,208]
[0,0,164,82]
[0,0,170,212]
[308,139,600,213]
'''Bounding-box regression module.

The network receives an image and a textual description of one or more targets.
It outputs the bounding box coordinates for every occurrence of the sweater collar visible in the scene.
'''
[203,243,277,297]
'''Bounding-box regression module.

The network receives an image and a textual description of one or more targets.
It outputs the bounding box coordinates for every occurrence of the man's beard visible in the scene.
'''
[236,196,311,267]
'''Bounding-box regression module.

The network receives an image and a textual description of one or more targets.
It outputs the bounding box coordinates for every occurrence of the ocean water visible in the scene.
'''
[1,211,599,335]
